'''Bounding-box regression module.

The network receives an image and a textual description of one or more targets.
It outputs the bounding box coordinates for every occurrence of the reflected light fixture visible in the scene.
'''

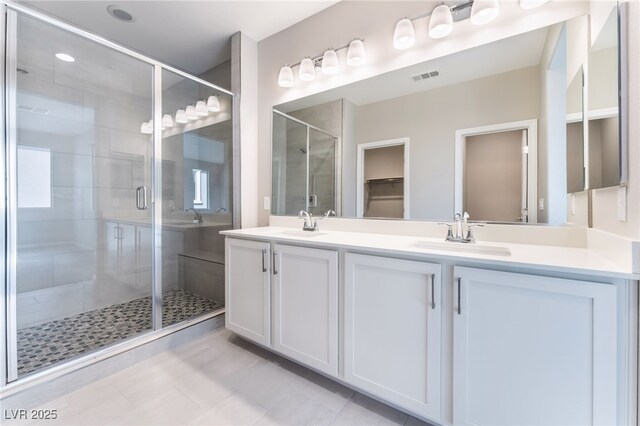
[278,65,294,88]
[470,0,500,25]
[207,95,221,112]
[393,18,415,49]
[299,57,316,81]
[175,109,187,124]
[55,53,75,62]
[185,105,198,121]
[519,0,549,9]
[322,49,339,74]
[162,114,173,128]
[195,100,208,116]
[346,39,366,66]
[140,121,151,134]
[429,4,454,39]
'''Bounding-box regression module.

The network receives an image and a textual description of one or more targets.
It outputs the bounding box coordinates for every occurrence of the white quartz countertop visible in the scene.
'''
[221,226,639,280]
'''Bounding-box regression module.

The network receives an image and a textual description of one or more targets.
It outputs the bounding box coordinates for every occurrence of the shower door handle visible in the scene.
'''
[136,186,148,210]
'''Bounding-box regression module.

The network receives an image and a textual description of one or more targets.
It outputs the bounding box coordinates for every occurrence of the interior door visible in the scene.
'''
[464,130,524,222]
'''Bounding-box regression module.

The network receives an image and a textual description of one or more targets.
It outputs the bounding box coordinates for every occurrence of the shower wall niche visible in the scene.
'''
[3,6,234,383]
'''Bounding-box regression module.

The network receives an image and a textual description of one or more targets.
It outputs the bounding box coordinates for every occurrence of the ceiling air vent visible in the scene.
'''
[411,70,440,82]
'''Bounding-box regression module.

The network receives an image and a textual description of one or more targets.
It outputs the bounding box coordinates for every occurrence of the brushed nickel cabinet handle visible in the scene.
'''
[261,249,267,272]
[431,274,436,310]
[273,251,278,275]
[457,277,462,315]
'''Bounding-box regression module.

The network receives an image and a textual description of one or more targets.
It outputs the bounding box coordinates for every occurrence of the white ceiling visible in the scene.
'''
[23,0,340,75]
[277,25,550,112]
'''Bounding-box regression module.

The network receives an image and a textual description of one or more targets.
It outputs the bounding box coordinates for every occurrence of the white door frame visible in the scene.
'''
[454,119,538,223]
[356,138,410,219]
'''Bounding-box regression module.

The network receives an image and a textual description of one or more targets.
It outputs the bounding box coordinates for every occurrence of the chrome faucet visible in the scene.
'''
[438,212,484,243]
[185,208,203,223]
[299,210,319,232]
[324,210,336,218]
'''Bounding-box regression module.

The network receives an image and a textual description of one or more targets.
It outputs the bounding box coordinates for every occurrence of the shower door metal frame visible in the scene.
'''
[1,0,236,388]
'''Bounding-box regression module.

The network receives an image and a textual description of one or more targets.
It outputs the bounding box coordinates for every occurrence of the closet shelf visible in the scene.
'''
[365,177,404,184]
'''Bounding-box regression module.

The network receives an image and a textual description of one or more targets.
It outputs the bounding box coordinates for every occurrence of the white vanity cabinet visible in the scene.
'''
[272,244,339,376]
[225,238,271,346]
[344,253,442,422]
[452,266,618,426]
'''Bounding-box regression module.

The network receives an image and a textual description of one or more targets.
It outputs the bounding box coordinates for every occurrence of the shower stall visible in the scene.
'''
[1,3,235,386]
[272,110,339,217]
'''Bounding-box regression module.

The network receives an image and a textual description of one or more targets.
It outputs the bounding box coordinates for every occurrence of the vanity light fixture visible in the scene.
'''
[195,100,208,116]
[278,38,366,88]
[346,39,366,66]
[429,4,454,39]
[393,18,415,49]
[207,95,221,112]
[185,105,198,121]
[140,121,152,134]
[470,0,500,25]
[162,114,174,128]
[55,53,75,62]
[278,65,294,88]
[519,0,549,9]
[175,109,187,124]
[322,49,339,74]
[299,57,316,81]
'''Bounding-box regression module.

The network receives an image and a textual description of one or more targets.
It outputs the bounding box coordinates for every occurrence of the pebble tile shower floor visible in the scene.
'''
[17,289,222,376]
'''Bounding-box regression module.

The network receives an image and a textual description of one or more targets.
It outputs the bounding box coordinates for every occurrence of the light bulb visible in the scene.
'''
[186,105,198,121]
[162,114,173,128]
[429,5,454,39]
[519,0,549,9]
[321,49,339,74]
[299,57,315,81]
[175,109,187,124]
[207,95,220,112]
[346,39,366,66]
[393,18,415,49]
[140,121,151,134]
[470,0,500,25]
[195,100,208,116]
[278,65,294,88]
[55,53,75,62]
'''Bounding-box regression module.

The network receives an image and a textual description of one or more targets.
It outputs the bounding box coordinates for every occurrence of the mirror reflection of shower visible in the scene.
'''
[272,109,340,217]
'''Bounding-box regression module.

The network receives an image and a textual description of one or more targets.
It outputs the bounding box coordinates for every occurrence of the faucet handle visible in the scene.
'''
[437,222,454,240]
[324,210,336,218]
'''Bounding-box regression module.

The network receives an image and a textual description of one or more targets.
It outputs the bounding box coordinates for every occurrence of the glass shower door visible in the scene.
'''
[7,12,155,379]
[272,112,308,215]
[159,69,232,326]
[308,128,337,216]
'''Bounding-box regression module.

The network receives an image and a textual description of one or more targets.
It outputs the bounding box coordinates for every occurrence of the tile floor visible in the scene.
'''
[17,290,223,376]
[4,327,433,425]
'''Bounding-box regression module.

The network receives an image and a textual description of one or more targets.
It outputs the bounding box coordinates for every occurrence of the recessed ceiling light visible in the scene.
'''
[107,5,135,23]
[55,53,75,62]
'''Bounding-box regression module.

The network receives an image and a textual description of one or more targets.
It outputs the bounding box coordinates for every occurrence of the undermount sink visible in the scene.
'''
[277,230,328,238]
[413,240,511,256]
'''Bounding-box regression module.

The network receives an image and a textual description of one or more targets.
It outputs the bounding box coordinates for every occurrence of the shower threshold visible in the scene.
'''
[17,289,223,377]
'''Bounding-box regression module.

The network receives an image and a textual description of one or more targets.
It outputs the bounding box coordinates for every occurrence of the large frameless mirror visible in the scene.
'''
[272,7,626,225]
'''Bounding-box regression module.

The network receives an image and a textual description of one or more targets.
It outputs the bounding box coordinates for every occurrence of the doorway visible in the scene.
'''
[356,138,410,219]
[455,120,537,223]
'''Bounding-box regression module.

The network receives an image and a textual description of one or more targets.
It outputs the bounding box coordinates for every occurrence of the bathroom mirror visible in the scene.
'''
[587,4,625,189]
[272,11,623,224]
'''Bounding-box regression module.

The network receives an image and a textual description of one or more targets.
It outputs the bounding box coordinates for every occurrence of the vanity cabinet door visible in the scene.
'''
[345,253,442,422]
[273,244,338,376]
[453,267,617,426]
[225,238,271,346]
